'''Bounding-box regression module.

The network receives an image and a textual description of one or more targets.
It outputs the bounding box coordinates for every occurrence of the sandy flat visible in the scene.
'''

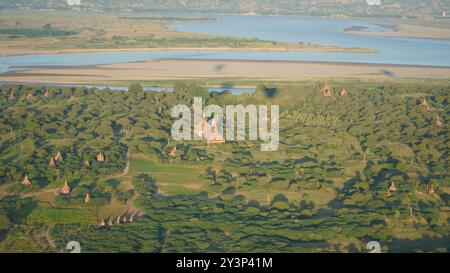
[1,59,449,85]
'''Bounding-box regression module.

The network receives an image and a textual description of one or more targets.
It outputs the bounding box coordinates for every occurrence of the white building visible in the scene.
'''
[67,0,81,6]
[367,0,381,6]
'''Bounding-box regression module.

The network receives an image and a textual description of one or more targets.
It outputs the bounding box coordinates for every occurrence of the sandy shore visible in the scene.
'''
[0,45,378,57]
[1,59,449,85]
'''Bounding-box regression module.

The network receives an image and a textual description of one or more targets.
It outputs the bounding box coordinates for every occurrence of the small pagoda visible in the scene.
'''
[122,216,127,223]
[44,89,49,97]
[339,88,348,96]
[97,152,105,163]
[436,115,443,127]
[420,99,430,110]
[99,219,105,227]
[54,150,63,162]
[388,182,397,193]
[409,207,416,223]
[25,93,34,100]
[129,214,134,222]
[49,157,56,167]
[322,84,332,97]
[85,193,91,204]
[169,146,177,157]
[60,180,71,195]
[84,160,90,168]
[116,216,121,225]
[108,218,113,227]
[21,174,31,186]
[427,185,435,195]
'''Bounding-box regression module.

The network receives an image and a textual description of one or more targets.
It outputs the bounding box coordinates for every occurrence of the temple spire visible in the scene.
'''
[21,174,31,186]
[97,152,105,163]
[60,180,71,195]
[54,150,63,162]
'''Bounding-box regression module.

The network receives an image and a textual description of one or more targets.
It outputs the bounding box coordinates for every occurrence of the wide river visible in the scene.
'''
[1,14,450,73]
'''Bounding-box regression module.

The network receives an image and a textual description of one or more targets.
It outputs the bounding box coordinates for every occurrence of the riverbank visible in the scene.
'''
[345,19,450,40]
[1,59,449,85]
[0,11,377,57]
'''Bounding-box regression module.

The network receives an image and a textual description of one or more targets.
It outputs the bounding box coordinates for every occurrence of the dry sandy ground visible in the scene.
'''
[1,59,449,84]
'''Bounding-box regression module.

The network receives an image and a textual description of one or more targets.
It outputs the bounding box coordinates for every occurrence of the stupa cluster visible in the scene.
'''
[387,181,436,197]
[98,210,142,228]
[321,83,348,97]
[21,150,107,199]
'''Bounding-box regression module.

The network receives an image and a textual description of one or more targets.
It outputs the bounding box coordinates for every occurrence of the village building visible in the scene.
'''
[25,93,34,100]
[60,180,71,195]
[21,174,31,186]
[97,152,105,163]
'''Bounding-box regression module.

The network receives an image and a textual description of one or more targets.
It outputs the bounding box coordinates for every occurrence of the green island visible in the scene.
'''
[0,79,448,252]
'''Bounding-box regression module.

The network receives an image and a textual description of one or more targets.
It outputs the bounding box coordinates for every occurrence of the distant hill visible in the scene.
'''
[1,0,449,19]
